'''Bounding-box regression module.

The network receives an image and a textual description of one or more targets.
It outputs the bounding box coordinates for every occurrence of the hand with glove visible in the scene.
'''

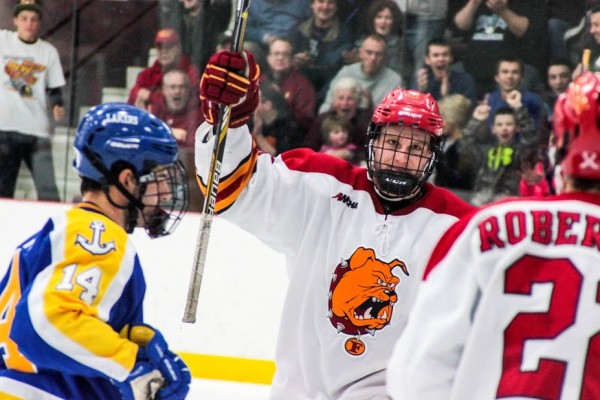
[200,50,260,128]
[121,324,191,400]
[115,361,165,400]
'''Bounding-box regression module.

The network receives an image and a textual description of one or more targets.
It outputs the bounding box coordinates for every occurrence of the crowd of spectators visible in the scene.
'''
[125,0,600,207]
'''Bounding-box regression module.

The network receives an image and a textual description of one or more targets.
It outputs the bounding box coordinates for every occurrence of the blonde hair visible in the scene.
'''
[437,94,472,129]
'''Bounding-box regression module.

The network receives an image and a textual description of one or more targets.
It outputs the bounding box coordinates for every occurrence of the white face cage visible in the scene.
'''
[138,160,189,238]
[367,123,443,200]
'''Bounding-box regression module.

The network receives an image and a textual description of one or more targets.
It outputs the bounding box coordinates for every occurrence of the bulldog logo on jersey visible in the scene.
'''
[328,247,409,356]
[75,221,116,255]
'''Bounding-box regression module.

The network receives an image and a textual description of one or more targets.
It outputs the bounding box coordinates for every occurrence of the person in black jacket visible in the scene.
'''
[159,0,232,70]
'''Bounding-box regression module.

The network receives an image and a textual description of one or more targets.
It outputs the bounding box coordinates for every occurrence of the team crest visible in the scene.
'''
[328,247,408,356]
[76,221,116,255]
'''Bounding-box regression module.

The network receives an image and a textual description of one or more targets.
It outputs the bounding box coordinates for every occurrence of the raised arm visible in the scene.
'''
[454,0,483,31]
[487,0,529,37]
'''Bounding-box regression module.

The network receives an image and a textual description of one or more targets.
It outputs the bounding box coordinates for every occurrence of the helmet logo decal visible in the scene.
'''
[328,247,409,356]
[103,113,139,125]
[109,141,140,150]
[75,221,116,255]
[580,151,600,171]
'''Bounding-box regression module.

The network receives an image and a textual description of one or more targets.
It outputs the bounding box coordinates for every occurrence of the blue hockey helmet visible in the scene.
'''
[73,102,178,182]
[73,102,189,238]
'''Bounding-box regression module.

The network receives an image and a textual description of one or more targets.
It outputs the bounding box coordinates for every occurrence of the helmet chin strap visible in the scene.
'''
[373,170,420,200]
[82,147,146,233]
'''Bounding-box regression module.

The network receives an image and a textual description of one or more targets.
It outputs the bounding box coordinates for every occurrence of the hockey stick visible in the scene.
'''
[583,48,591,72]
[182,0,252,323]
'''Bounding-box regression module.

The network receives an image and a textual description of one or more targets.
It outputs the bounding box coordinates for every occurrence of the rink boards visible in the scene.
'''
[0,199,287,385]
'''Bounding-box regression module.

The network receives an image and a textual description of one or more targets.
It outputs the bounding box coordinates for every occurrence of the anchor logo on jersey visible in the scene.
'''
[76,221,116,255]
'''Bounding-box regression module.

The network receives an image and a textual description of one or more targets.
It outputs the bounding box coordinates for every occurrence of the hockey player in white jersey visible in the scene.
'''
[195,50,474,399]
[387,70,600,399]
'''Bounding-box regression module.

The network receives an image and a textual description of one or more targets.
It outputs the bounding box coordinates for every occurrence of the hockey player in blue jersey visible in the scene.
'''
[0,103,191,399]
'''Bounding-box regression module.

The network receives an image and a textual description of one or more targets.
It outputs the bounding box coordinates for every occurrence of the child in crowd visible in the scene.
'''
[319,114,359,165]
[458,90,539,206]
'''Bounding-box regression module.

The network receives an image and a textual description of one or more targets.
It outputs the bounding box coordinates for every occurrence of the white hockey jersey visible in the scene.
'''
[387,193,600,399]
[195,123,474,399]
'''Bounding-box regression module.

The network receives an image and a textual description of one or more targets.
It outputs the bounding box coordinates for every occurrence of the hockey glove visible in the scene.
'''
[200,50,260,128]
[114,361,164,400]
[121,324,191,400]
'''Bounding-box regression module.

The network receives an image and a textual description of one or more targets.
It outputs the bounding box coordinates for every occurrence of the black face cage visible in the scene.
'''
[367,123,444,200]
[138,159,189,238]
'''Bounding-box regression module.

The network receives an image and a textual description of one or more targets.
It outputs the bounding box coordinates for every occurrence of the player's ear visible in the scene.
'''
[118,168,137,192]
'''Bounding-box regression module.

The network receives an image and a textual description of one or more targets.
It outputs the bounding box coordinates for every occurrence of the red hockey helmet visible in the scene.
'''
[370,88,444,137]
[553,71,600,181]
[367,88,444,200]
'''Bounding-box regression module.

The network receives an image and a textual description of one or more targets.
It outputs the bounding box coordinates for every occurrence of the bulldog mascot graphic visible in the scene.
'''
[328,247,409,355]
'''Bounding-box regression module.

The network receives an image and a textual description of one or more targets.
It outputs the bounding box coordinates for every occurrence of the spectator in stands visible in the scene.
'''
[453,0,548,98]
[127,28,200,111]
[146,69,204,211]
[318,114,359,165]
[263,37,317,135]
[336,0,375,41]
[245,0,312,50]
[434,94,475,195]
[543,58,572,116]
[413,37,477,103]
[148,70,202,148]
[519,146,551,197]
[343,1,406,78]
[459,91,538,206]
[395,0,449,85]
[571,5,600,78]
[288,0,355,105]
[305,77,372,162]
[486,57,543,130]
[538,58,573,150]
[547,0,585,62]
[0,0,65,201]
[319,33,403,113]
[159,0,232,71]
[252,81,303,156]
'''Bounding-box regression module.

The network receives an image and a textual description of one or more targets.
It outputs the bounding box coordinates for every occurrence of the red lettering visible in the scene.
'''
[582,215,600,250]
[479,216,505,252]
[556,211,580,245]
[531,211,553,245]
[506,211,526,245]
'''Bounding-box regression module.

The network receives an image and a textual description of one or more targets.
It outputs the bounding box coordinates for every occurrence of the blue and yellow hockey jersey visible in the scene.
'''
[0,202,146,399]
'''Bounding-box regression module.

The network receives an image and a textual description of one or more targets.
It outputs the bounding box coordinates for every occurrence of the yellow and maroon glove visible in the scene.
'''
[200,50,260,128]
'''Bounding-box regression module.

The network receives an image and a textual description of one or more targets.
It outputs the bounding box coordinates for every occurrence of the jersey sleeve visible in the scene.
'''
[386,214,480,399]
[194,122,365,255]
[8,210,144,382]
